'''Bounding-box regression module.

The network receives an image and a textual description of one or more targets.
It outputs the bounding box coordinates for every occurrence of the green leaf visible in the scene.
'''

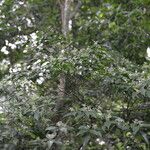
[46,126,57,131]
[140,131,149,145]
[146,91,150,98]
[34,111,40,121]
[90,130,102,137]
[140,87,146,96]
[131,124,140,135]
[140,124,150,128]
[81,136,90,150]
[103,120,112,130]
[47,140,54,149]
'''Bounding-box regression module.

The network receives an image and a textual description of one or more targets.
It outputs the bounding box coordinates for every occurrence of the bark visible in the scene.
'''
[60,0,72,36]
[51,1,81,149]
[55,0,82,119]
[53,0,72,121]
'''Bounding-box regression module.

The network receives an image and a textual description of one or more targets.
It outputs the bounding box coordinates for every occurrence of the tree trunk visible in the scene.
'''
[55,0,81,117]
[51,1,81,149]
[53,0,72,123]
[60,0,71,36]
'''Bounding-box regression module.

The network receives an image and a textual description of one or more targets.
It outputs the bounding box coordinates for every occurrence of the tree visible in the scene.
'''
[0,0,150,149]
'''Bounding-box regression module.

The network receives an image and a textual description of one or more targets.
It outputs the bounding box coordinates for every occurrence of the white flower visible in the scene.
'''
[5,40,9,45]
[26,18,32,27]
[9,68,13,73]
[19,1,24,5]
[96,138,100,142]
[30,32,38,46]
[126,146,130,149]
[78,71,82,75]
[99,141,105,145]
[69,20,72,30]
[12,4,19,11]
[35,59,41,64]
[8,81,12,85]
[1,46,9,55]
[12,68,18,73]
[22,35,28,41]
[43,55,48,59]
[37,43,43,49]
[2,59,10,65]
[61,49,65,53]
[0,107,3,113]
[23,49,28,53]
[0,0,5,6]
[16,63,21,67]
[18,26,21,31]
[15,40,21,45]
[96,139,105,145]
[17,67,21,71]
[30,33,37,40]
[36,77,44,85]
[147,47,150,57]
[39,72,43,76]
[41,61,49,67]
[79,66,82,69]
[1,15,5,18]
[9,64,22,73]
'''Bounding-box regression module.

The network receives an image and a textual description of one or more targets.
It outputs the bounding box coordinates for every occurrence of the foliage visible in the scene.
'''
[0,0,150,150]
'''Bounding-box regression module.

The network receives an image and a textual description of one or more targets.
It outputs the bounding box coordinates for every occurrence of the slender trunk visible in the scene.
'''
[57,1,81,112]
[51,1,81,149]
[54,0,82,120]
[54,0,82,125]
[53,0,71,122]
[61,0,71,36]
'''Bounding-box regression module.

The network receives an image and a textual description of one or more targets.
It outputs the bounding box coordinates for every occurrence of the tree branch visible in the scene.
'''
[69,0,82,19]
